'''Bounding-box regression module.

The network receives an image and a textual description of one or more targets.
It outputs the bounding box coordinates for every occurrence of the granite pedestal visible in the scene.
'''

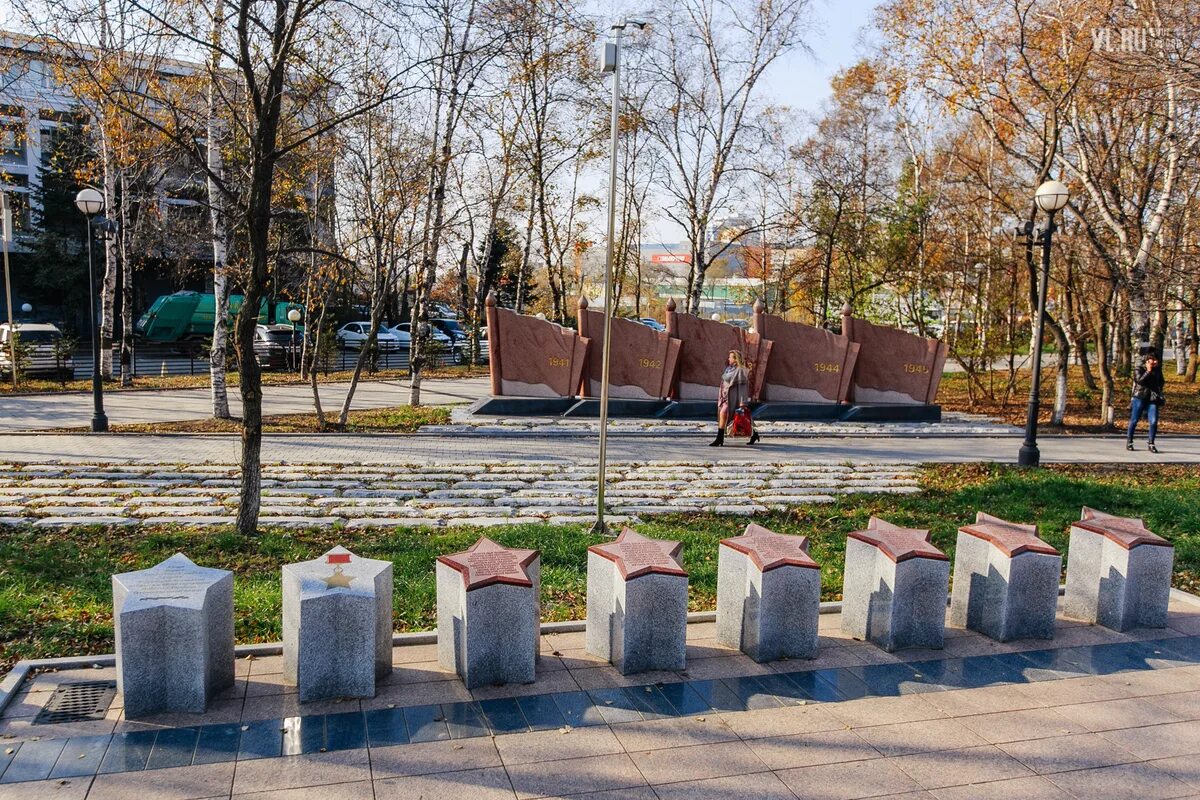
[1064,507,1174,631]
[113,553,234,718]
[950,513,1062,642]
[436,537,540,688]
[841,517,949,652]
[283,546,392,702]
[586,528,687,674]
[717,523,820,662]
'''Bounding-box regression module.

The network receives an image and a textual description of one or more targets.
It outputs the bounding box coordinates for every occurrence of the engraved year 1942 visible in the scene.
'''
[639,358,663,369]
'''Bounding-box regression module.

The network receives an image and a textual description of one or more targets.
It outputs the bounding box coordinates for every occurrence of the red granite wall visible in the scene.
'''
[752,306,858,403]
[485,294,589,398]
[667,303,771,401]
[841,307,947,404]
[577,297,680,400]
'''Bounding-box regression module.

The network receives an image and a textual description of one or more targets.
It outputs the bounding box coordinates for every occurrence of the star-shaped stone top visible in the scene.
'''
[283,546,391,596]
[1074,507,1170,550]
[113,553,230,608]
[437,536,539,591]
[847,517,948,563]
[589,528,686,580]
[960,512,1059,557]
[721,523,817,572]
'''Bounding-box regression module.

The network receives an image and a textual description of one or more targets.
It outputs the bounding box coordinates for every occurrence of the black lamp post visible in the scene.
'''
[75,188,110,433]
[1017,179,1070,467]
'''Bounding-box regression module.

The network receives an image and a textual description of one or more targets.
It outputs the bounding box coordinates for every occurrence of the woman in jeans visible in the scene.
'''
[1127,354,1165,453]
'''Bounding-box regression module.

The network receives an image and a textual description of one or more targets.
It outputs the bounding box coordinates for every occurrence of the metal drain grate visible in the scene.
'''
[33,680,117,725]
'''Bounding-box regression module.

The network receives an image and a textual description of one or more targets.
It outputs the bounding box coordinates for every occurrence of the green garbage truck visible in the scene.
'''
[136,291,304,352]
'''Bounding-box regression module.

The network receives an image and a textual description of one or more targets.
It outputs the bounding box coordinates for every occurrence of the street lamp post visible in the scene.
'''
[1,193,16,388]
[592,17,646,536]
[75,188,109,433]
[1017,179,1069,467]
[288,308,302,372]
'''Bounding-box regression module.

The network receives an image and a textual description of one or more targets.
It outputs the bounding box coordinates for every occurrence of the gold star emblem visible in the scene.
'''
[322,565,353,589]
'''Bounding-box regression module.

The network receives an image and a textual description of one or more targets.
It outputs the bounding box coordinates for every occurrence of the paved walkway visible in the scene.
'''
[5,601,1200,799]
[0,461,920,528]
[0,378,491,432]
[0,431,1193,465]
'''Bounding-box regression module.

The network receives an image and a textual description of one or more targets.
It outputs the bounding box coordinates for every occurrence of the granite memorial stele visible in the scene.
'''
[436,536,541,688]
[283,545,393,702]
[587,527,688,674]
[841,517,949,652]
[1064,507,1174,631]
[113,553,234,718]
[717,523,820,662]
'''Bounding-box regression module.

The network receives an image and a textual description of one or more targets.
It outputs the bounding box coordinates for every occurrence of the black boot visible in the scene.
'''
[709,428,725,447]
[1148,442,1158,453]
[1126,441,1135,451]
[748,430,760,445]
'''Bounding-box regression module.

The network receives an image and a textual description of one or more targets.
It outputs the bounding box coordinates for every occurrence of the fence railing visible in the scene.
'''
[64,341,486,379]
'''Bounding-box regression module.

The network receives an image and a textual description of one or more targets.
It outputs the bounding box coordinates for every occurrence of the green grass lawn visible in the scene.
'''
[2,463,1198,668]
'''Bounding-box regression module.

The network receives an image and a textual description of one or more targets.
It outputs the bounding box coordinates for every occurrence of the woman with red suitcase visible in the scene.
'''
[710,349,760,447]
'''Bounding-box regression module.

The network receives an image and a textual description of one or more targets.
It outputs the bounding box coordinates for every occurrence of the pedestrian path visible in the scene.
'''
[0,461,921,529]
[4,600,1200,799]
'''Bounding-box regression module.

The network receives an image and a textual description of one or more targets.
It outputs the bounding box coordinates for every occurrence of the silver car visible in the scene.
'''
[336,322,403,351]
[0,322,74,378]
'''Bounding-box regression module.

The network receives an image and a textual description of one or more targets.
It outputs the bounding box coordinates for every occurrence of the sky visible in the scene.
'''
[614,0,882,244]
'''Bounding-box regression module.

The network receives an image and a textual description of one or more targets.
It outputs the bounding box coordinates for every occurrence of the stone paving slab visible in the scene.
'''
[6,602,1200,798]
[0,460,921,528]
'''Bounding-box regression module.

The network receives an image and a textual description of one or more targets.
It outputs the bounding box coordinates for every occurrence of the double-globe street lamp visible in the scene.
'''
[75,188,111,433]
[1017,179,1070,467]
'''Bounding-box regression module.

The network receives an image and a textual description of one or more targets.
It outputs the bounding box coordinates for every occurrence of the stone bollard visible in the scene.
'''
[586,528,687,674]
[717,523,820,662]
[436,536,540,688]
[113,553,234,718]
[283,546,392,702]
[950,513,1062,642]
[841,517,949,652]
[1064,507,1173,631]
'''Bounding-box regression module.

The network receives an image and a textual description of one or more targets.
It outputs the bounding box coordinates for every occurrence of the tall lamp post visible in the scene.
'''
[592,17,646,535]
[75,188,110,433]
[1017,179,1069,467]
[1,193,16,388]
[288,307,302,372]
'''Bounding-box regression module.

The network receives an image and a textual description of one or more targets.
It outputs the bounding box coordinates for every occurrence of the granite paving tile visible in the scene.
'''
[998,732,1139,775]
[0,776,91,800]
[626,739,769,785]
[232,780,374,799]
[855,717,989,757]
[504,752,647,800]
[373,767,516,800]
[776,757,925,800]
[649,769,800,800]
[368,737,502,779]
[888,744,1033,789]
[1101,719,1200,760]
[928,775,1072,799]
[954,707,1083,744]
[743,728,882,770]
[493,725,623,766]
[609,715,738,753]
[231,747,371,794]
[1046,760,1195,799]
[86,761,235,800]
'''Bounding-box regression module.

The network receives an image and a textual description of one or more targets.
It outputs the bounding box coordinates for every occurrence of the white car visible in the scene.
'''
[0,322,74,378]
[335,322,402,351]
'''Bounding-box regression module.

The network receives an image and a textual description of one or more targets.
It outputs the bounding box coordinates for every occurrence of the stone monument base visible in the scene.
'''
[469,398,942,422]
[562,398,671,417]
[467,396,578,417]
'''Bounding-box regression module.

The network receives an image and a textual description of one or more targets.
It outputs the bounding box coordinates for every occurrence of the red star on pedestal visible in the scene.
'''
[960,512,1059,557]
[437,536,538,590]
[848,517,948,563]
[1075,507,1170,550]
[588,527,686,579]
[721,523,818,572]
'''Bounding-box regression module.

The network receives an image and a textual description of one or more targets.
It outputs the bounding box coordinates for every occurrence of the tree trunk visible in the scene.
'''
[99,159,117,380]
[207,0,231,419]
[119,173,133,387]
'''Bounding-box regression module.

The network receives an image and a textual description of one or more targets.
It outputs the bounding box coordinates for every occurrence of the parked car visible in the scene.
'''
[0,322,74,378]
[429,301,458,319]
[636,318,666,332]
[253,324,299,370]
[383,325,413,347]
[727,319,751,330]
[431,318,488,364]
[335,322,402,351]
[392,322,464,364]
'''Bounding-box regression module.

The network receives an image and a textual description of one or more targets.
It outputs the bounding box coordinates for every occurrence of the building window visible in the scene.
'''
[0,124,27,166]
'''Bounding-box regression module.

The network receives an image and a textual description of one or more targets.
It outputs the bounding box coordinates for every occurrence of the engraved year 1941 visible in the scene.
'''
[548,356,568,367]
[903,363,929,374]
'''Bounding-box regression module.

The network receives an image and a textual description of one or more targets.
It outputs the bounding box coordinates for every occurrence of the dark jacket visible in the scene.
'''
[1133,362,1166,405]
